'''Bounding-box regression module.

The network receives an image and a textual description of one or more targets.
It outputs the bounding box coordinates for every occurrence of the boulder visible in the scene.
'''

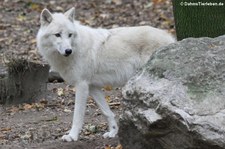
[119,35,225,149]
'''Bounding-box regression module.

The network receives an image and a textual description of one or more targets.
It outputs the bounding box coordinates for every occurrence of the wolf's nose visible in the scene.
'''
[65,49,72,56]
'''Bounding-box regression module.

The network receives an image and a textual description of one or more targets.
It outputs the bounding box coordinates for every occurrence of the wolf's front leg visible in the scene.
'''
[62,81,89,142]
[89,87,118,138]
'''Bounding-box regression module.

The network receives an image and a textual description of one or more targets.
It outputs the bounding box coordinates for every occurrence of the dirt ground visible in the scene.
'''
[0,0,175,148]
[0,83,123,149]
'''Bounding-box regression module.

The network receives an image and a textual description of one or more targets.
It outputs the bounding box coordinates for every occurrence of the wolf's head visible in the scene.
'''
[37,8,78,57]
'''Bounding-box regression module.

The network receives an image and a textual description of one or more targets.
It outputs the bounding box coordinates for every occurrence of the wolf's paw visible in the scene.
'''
[61,134,78,142]
[103,130,118,138]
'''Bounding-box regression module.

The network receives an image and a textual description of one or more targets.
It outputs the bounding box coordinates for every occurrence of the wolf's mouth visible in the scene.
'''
[64,54,70,57]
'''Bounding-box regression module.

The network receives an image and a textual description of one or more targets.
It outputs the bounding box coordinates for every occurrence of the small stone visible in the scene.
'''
[88,125,97,133]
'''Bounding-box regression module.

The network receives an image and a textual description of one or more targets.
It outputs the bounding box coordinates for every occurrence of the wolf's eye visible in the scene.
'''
[55,33,61,37]
[68,33,72,38]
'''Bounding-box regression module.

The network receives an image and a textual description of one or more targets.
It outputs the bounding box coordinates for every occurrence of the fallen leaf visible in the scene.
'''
[105,145,111,149]
[64,108,72,113]
[105,96,111,103]
[1,127,11,132]
[71,87,76,92]
[17,14,26,22]
[144,2,153,9]
[23,103,33,110]
[84,131,91,135]
[57,88,64,96]
[0,38,8,42]
[67,99,74,106]
[104,85,112,91]
[65,85,76,93]
[34,103,45,109]
[100,13,110,19]
[0,134,5,140]
[20,132,32,140]
[7,106,19,113]
[152,0,165,4]
[112,0,122,5]
[29,3,42,11]
[42,116,58,122]
[55,6,64,11]
[30,38,36,44]
[109,102,120,106]
[40,99,48,105]
[116,144,123,149]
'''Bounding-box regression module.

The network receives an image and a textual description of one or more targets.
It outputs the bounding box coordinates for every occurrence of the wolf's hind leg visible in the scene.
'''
[89,87,118,138]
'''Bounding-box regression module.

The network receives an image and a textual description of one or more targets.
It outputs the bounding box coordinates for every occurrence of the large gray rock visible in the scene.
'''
[119,35,225,149]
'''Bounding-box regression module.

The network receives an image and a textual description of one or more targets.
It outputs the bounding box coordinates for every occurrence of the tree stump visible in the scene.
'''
[0,59,49,104]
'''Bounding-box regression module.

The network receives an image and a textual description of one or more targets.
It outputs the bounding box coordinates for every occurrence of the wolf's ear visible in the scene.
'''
[64,7,75,22]
[40,9,53,26]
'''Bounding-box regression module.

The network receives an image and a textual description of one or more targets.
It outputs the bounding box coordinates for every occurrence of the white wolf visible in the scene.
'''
[37,7,175,142]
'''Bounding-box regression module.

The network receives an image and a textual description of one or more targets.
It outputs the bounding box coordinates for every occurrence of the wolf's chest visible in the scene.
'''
[58,67,81,85]
[50,63,77,84]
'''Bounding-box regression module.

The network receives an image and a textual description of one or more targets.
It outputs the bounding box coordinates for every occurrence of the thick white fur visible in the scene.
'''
[37,8,175,142]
